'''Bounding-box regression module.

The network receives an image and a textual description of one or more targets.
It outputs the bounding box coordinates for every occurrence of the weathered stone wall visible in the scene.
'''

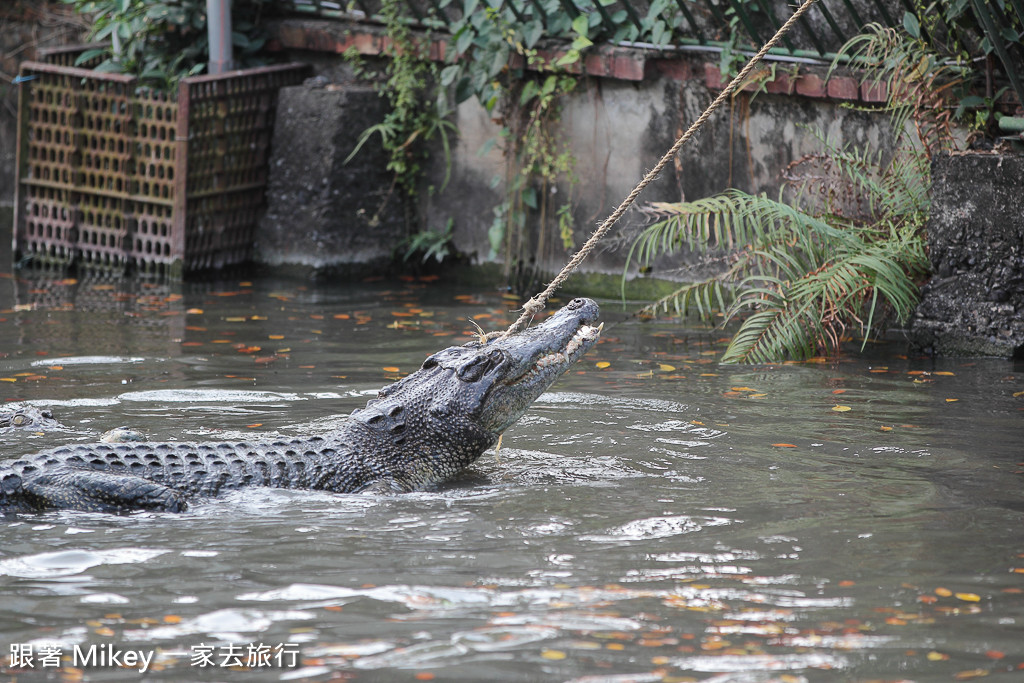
[261,21,901,278]
[420,61,896,278]
[255,81,405,270]
[909,152,1024,358]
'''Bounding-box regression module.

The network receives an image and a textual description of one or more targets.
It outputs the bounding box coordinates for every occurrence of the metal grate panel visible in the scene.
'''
[14,60,309,276]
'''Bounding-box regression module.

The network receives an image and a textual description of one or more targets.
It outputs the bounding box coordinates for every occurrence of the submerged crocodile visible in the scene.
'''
[0,406,66,433]
[1,405,142,442]
[0,298,602,513]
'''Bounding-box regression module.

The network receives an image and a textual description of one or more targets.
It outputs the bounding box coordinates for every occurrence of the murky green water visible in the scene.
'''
[0,267,1022,682]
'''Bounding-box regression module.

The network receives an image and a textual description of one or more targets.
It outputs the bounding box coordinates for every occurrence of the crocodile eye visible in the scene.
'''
[457,356,491,382]
[12,415,28,426]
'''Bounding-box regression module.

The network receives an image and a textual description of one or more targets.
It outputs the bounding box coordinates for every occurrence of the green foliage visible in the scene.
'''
[345,0,455,205]
[61,0,271,91]
[441,2,584,279]
[624,28,961,364]
[400,218,455,264]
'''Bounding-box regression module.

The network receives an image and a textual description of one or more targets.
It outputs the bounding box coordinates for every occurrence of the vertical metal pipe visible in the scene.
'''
[206,0,233,74]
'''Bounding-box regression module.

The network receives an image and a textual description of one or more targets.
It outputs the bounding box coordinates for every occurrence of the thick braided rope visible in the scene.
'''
[493,0,819,339]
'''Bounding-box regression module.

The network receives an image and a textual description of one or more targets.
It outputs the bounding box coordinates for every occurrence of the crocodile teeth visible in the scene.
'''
[565,322,603,355]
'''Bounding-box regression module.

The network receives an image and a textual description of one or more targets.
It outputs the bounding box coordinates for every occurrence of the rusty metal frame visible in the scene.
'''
[14,59,309,276]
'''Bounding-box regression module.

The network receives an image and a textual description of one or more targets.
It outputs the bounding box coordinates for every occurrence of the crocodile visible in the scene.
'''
[1,405,142,442]
[0,298,602,513]
[0,406,66,433]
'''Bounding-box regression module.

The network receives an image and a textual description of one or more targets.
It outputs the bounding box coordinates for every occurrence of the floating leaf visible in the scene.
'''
[935,587,953,597]
[731,386,756,392]
[880,425,893,431]
[268,335,285,340]
[955,592,981,602]
[595,361,611,369]
[832,389,846,394]
[945,398,959,403]
[382,366,400,373]
[541,649,567,660]
[659,364,677,372]
[772,443,797,448]
[927,651,949,661]
[832,405,852,412]
[934,371,955,376]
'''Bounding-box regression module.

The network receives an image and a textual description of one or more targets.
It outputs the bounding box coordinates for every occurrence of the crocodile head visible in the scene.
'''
[0,406,65,433]
[359,297,602,446]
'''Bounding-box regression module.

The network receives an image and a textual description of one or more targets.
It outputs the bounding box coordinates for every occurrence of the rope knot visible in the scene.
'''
[521,296,545,317]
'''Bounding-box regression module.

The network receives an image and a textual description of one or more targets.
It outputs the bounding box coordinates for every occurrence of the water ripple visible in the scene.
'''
[582,514,734,542]
[0,548,168,579]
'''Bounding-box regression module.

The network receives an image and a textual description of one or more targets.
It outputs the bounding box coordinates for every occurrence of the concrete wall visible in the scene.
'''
[263,20,901,281]
[910,153,1024,358]
[421,62,895,279]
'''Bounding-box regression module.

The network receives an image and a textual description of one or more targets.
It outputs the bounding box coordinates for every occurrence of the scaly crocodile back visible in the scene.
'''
[0,435,364,513]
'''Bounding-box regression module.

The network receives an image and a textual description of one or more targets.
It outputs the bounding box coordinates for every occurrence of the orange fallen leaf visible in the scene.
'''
[772,443,797,448]
[595,361,610,369]
[382,366,400,373]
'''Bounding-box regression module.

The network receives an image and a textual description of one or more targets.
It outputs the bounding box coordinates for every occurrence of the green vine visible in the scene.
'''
[344,0,455,236]
[440,4,592,284]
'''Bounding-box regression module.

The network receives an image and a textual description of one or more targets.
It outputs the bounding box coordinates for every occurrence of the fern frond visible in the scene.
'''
[643,278,738,321]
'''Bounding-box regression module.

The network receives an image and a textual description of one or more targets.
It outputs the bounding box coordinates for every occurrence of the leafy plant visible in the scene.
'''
[625,25,961,364]
[344,0,455,205]
[61,0,271,91]
[440,3,585,282]
[400,218,456,264]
